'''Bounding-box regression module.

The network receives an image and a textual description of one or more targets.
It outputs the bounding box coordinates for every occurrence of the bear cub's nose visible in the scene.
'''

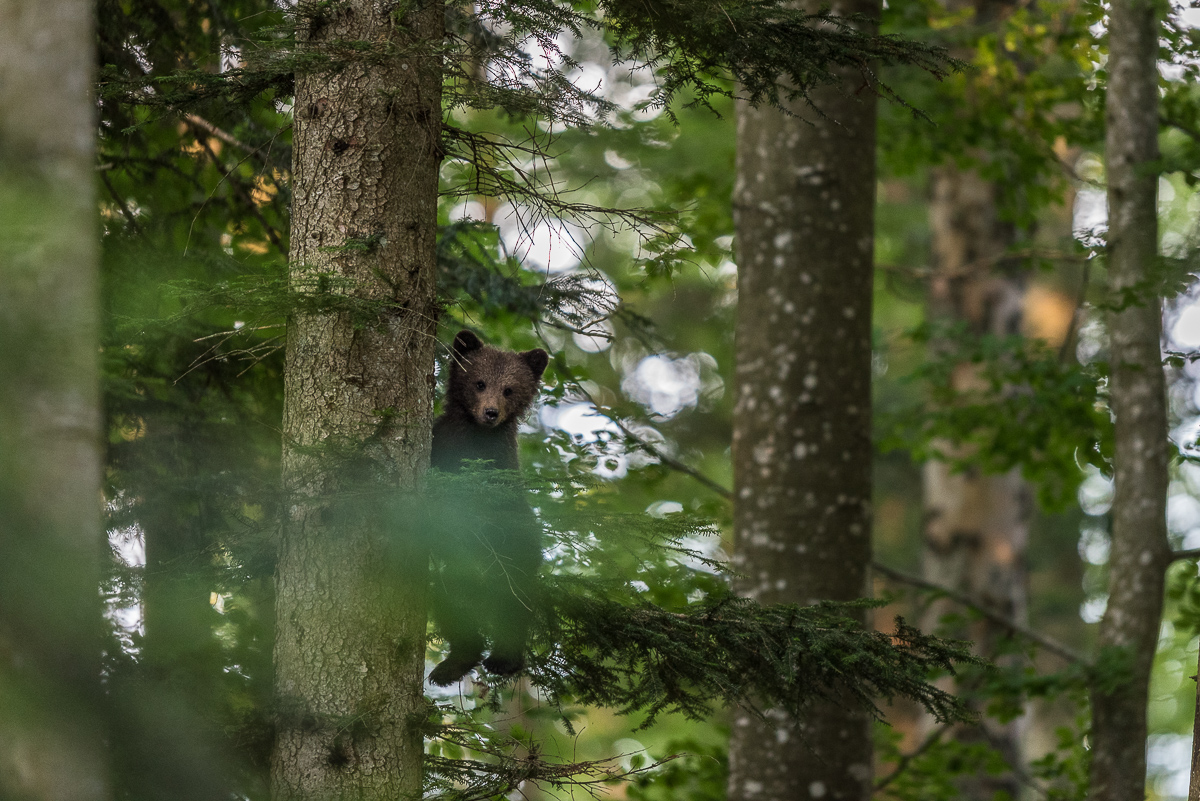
[484,408,499,422]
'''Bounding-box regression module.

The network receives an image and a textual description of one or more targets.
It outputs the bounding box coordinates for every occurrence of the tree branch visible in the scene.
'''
[875,722,951,792]
[561,369,1091,668]
[872,562,1088,666]
[563,378,735,501]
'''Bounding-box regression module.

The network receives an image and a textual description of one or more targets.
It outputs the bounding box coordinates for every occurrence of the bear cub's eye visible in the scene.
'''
[503,388,513,397]
[475,381,486,391]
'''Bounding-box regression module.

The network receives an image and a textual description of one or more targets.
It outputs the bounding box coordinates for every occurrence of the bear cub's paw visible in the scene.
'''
[481,651,525,677]
[428,655,478,687]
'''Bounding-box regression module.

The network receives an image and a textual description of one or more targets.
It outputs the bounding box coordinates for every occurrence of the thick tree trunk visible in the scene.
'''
[1088,2,1170,799]
[270,2,443,798]
[0,1,107,799]
[727,3,878,799]
[921,167,1030,799]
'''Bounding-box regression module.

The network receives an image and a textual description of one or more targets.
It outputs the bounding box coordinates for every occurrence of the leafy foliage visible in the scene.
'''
[880,323,1111,509]
[879,0,1104,226]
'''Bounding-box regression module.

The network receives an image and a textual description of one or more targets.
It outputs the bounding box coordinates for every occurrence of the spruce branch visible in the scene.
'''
[531,586,978,728]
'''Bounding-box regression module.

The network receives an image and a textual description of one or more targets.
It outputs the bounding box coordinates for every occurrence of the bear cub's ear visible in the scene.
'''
[452,330,484,357]
[522,348,549,380]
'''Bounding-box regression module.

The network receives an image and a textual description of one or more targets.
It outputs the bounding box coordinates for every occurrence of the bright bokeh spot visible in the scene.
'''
[1172,302,1200,348]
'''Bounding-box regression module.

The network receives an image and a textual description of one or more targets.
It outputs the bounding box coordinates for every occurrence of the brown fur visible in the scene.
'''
[431,330,548,472]
[427,330,548,686]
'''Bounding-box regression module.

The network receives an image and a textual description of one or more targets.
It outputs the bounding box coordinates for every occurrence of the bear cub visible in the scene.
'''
[427,329,548,686]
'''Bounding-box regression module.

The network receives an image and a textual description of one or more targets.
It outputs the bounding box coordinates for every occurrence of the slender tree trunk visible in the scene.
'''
[921,166,1030,799]
[1088,2,1170,799]
[1189,642,1200,801]
[271,2,443,798]
[727,4,878,799]
[0,1,107,799]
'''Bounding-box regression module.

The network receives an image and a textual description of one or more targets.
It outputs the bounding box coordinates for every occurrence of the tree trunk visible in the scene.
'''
[727,3,878,799]
[921,166,1030,799]
[270,2,443,798]
[1088,2,1170,799]
[0,1,107,798]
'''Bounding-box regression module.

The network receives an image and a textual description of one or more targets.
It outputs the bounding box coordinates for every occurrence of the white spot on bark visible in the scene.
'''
[804,374,818,389]
[793,443,808,459]
[744,780,764,796]
[775,728,790,744]
[774,232,793,249]
[809,781,827,798]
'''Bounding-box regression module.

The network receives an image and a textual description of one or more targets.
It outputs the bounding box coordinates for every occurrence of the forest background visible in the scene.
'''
[4,0,1200,799]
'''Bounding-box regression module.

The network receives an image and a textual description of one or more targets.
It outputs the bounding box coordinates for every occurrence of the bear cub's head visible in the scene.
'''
[446,330,549,428]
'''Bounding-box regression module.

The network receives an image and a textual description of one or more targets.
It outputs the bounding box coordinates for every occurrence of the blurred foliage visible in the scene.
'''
[879,0,1105,227]
[880,322,1112,510]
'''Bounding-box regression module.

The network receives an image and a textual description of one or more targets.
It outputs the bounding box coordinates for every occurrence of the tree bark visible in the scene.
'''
[270,2,443,798]
[1088,2,1170,799]
[0,1,107,799]
[921,166,1030,799]
[727,4,878,799]
[1189,642,1200,801]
